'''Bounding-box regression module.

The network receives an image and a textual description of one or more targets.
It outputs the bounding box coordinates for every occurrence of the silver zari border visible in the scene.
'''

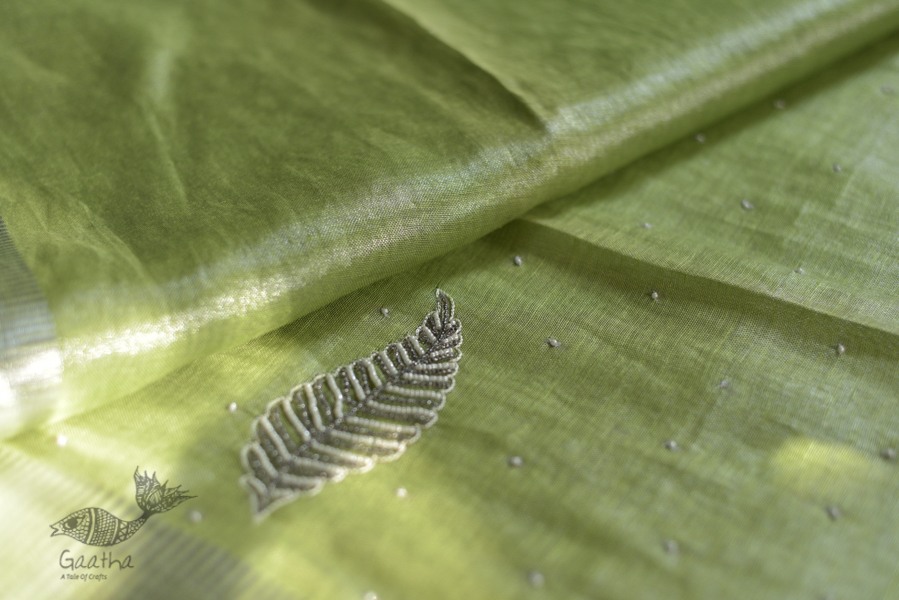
[0,217,62,437]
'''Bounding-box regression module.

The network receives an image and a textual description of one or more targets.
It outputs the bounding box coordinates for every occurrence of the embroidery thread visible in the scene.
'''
[50,468,195,546]
[240,289,463,519]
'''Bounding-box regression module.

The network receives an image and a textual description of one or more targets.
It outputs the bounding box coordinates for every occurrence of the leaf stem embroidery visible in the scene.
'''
[240,289,463,519]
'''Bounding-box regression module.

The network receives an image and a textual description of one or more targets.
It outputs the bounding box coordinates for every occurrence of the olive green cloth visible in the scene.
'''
[2,0,898,432]
[2,28,897,600]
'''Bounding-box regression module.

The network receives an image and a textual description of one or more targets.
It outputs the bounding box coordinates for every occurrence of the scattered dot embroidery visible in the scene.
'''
[740,199,754,211]
[56,433,68,447]
[694,133,706,144]
[649,290,660,302]
[507,455,524,468]
[825,505,841,521]
[881,448,896,461]
[513,255,523,267]
[362,592,379,600]
[240,290,463,519]
[835,343,846,356]
[664,440,679,451]
[641,222,653,229]
[188,509,203,524]
[527,570,545,588]
[227,402,238,413]
[662,539,680,554]
[773,99,787,110]
[380,307,390,318]
[794,267,805,275]
[546,337,561,348]
[832,163,843,173]
[395,487,408,499]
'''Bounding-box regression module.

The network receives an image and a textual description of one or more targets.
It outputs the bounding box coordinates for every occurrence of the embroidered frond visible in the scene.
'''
[240,289,463,519]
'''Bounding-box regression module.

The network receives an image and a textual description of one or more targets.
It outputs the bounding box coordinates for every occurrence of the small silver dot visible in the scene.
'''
[664,440,679,451]
[188,509,203,523]
[380,307,390,317]
[527,570,545,588]
[694,133,706,144]
[662,539,680,554]
[825,505,841,521]
[773,99,787,110]
[56,434,68,447]
[649,290,660,301]
[227,402,238,413]
[835,343,846,356]
[717,379,730,389]
[740,199,755,211]
[395,487,408,498]
[362,592,379,600]
[641,222,653,229]
[794,266,805,275]
[507,455,524,468]
[513,255,523,267]
[832,163,843,173]
[546,337,561,348]
[881,448,896,461]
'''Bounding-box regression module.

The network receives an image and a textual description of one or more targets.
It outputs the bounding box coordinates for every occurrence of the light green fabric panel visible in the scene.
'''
[1,0,898,432]
[2,35,896,599]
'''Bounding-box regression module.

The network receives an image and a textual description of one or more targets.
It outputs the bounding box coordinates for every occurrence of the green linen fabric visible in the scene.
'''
[2,26,898,600]
[2,0,899,433]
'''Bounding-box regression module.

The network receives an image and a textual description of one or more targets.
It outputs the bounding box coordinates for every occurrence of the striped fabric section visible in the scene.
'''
[0,216,61,437]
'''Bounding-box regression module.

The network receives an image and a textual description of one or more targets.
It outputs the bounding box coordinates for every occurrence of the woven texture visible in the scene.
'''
[0,1,897,599]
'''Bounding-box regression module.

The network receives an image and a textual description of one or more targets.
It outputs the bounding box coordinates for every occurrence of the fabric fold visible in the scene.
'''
[1,0,898,436]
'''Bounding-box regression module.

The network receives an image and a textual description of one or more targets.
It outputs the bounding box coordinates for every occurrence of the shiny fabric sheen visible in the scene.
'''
[1,0,897,430]
[0,1,897,599]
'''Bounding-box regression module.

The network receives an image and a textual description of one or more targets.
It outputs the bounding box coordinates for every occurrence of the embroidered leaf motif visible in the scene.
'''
[240,289,463,519]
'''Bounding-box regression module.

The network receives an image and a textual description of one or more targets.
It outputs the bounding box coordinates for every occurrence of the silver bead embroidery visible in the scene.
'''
[527,570,545,588]
[240,290,463,519]
[507,455,524,468]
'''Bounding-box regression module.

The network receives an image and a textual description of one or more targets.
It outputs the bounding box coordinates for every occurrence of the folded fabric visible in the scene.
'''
[2,25,897,600]
[2,0,898,435]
